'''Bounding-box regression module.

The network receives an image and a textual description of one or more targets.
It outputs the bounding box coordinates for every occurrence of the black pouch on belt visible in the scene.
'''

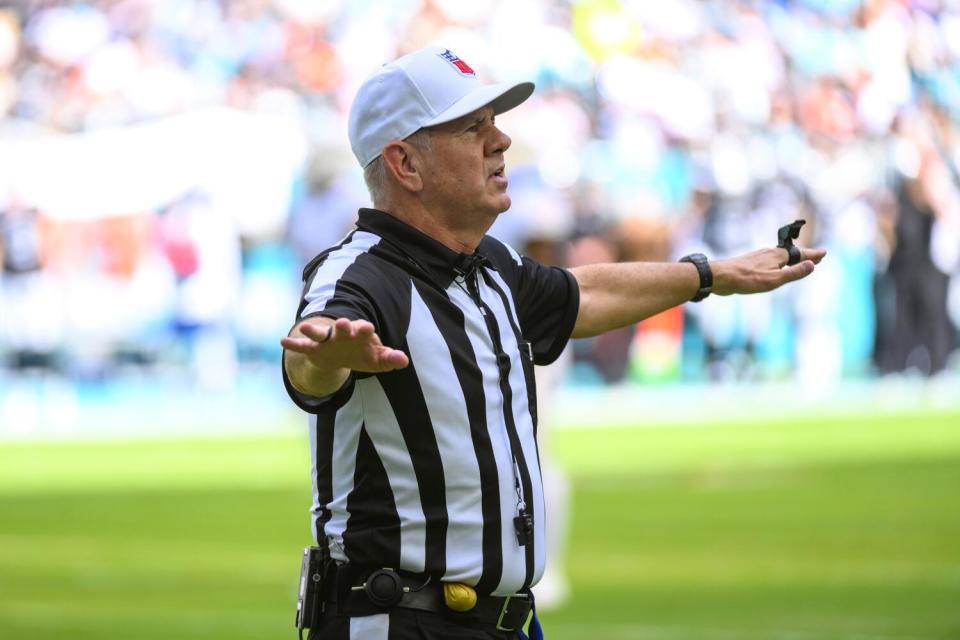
[295,546,331,632]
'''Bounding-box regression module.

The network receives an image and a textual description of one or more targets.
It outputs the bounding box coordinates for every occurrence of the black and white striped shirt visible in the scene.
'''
[284,208,579,597]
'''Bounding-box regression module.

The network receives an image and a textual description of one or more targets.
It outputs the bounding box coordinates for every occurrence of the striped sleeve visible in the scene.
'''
[284,231,383,413]
[299,231,382,329]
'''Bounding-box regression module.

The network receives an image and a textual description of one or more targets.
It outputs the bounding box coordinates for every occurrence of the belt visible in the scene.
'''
[330,564,533,632]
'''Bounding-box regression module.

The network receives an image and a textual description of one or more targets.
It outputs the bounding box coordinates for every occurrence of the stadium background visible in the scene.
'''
[1,1,958,639]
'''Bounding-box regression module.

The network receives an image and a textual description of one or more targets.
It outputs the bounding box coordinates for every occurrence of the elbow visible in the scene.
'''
[283,349,310,396]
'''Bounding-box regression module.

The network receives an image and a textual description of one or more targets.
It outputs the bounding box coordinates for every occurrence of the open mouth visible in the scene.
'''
[491,167,505,178]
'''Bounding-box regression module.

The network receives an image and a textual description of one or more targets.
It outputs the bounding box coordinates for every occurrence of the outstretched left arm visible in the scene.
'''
[569,246,827,338]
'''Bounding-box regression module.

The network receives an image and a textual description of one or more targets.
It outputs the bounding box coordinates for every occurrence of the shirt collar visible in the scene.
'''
[356,208,489,288]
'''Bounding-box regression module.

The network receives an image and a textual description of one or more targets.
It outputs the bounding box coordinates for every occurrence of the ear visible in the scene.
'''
[382,142,424,193]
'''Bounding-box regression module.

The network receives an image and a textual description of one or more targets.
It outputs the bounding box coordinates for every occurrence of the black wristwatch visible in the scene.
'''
[679,253,712,302]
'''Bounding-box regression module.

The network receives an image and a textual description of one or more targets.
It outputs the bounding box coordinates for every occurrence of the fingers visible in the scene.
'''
[355,322,375,337]
[279,336,315,353]
[298,318,375,344]
[331,317,352,339]
[777,247,827,268]
[331,317,375,340]
[298,321,327,339]
[801,248,827,264]
[300,321,333,343]
[377,347,410,370]
[777,259,815,284]
[281,318,408,371]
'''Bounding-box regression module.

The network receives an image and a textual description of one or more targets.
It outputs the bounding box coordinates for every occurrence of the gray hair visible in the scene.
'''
[363,129,433,205]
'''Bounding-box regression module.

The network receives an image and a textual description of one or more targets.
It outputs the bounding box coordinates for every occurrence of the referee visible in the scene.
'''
[281,46,826,640]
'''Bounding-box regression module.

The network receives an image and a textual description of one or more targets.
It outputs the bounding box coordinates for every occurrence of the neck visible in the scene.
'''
[375,200,488,254]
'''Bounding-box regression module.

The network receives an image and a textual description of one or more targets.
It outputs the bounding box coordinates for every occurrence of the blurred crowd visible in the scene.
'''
[1,0,959,392]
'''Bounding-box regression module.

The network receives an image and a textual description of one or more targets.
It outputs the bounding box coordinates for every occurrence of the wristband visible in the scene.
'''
[679,253,712,302]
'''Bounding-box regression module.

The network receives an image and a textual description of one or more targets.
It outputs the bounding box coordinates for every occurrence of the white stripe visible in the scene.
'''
[358,378,427,573]
[308,414,322,543]
[482,272,547,587]
[406,285,484,582]
[350,613,389,640]
[323,392,364,562]
[301,231,381,317]
[447,281,525,595]
[487,271,524,347]
[501,241,524,266]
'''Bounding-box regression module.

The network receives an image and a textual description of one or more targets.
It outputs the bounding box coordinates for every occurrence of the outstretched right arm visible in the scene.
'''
[281,316,410,398]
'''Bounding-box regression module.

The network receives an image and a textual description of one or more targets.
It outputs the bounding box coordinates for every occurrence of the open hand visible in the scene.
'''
[281,317,409,373]
[712,246,827,296]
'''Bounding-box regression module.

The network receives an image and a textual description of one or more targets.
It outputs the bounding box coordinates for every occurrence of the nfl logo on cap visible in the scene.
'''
[438,49,475,76]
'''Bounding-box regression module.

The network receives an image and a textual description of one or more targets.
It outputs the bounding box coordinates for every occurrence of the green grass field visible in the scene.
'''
[1,408,959,639]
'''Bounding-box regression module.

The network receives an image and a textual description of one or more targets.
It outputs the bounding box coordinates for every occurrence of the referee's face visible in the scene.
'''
[421,106,513,230]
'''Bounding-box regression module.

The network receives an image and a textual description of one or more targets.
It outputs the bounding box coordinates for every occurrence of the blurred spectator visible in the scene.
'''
[161,190,242,389]
[1,0,959,388]
[0,199,60,370]
[878,116,958,375]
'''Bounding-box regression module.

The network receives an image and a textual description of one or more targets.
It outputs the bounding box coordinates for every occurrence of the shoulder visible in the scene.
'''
[302,230,385,285]
[300,228,411,314]
[302,229,415,299]
[479,235,524,271]
[298,230,413,334]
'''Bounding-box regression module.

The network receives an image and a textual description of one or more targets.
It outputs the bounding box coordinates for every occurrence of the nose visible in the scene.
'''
[487,124,511,155]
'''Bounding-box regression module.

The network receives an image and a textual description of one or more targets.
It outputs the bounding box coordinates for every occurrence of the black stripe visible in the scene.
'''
[484,273,540,434]
[343,425,402,568]
[379,352,449,578]
[313,413,335,547]
[416,280,504,594]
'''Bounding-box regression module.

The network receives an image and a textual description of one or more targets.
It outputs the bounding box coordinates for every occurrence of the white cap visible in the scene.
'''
[348,46,535,167]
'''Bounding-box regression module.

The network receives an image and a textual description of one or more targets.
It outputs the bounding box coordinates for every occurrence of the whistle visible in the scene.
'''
[777,219,805,266]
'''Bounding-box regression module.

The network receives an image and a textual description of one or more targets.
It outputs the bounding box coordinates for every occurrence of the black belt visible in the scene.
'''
[329,564,533,632]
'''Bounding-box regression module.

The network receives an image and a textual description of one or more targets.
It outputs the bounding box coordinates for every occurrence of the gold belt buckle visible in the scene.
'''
[495,595,514,631]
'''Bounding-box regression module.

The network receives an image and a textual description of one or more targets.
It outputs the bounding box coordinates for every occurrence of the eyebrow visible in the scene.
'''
[461,112,492,130]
